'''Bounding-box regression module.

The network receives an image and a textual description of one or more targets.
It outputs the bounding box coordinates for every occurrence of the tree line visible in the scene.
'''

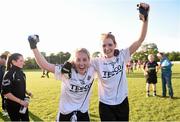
[131,43,180,62]
[1,43,180,69]
[24,51,71,69]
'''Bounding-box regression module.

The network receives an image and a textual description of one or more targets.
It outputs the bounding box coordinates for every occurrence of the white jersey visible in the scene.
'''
[91,48,131,105]
[55,65,95,114]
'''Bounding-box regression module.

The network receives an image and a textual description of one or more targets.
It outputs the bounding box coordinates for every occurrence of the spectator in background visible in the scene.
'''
[0,54,8,116]
[142,54,158,97]
[157,52,173,98]
[126,61,133,74]
[41,69,50,78]
[133,60,137,70]
[137,60,142,70]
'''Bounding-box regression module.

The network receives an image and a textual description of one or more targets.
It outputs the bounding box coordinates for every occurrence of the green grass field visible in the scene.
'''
[0,64,180,121]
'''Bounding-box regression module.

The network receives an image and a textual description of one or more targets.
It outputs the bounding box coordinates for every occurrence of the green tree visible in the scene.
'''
[24,51,71,69]
[24,57,39,69]
[132,43,159,61]
[92,51,101,58]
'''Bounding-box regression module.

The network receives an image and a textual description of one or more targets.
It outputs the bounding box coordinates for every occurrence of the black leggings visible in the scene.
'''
[57,111,89,121]
[6,104,29,121]
[99,97,129,121]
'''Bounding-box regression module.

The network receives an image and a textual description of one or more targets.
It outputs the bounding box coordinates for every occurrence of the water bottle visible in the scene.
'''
[70,112,77,122]
[19,97,30,114]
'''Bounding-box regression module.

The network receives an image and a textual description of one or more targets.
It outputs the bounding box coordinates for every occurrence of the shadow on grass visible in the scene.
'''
[127,72,180,79]
[29,111,43,121]
[0,111,43,121]
[0,112,10,121]
[156,95,180,99]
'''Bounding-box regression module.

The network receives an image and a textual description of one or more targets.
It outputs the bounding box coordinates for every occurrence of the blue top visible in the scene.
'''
[160,56,172,73]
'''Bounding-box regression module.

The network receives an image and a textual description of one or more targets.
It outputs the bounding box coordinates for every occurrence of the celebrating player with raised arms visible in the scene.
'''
[91,3,150,121]
[28,35,95,121]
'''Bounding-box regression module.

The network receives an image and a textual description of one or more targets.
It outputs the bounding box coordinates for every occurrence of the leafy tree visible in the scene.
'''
[24,51,71,69]
[166,51,180,61]
[92,51,101,58]
[132,43,159,62]
[24,57,39,69]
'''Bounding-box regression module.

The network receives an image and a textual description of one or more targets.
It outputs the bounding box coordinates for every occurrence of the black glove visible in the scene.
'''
[114,49,120,56]
[137,3,149,21]
[28,35,39,49]
[61,62,72,78]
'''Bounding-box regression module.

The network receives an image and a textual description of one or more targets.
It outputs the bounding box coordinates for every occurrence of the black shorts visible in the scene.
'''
[99,97,129,121]
[146,74,157,84]
[57,111,89,121]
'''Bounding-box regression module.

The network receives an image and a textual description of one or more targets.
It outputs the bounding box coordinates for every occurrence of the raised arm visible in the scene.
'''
[129,3,150,55]
[28,35,55,73]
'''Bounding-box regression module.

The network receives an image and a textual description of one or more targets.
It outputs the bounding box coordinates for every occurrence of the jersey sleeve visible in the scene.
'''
[1,72,12,95]
[55,65,62,80]
[118,48,131,63]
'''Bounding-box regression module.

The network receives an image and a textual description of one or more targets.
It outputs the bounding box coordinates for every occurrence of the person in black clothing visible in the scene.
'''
[1,53,33,121]
[143,54,159,97]
[41,69,50,78]
[0,54,8,115]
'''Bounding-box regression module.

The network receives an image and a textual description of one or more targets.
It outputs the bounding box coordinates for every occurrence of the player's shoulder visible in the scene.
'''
[88,65,95,71]
[3,70,14,79]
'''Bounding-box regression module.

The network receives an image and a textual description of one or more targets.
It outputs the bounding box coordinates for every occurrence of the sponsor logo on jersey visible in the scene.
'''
[69,83,92,92]
[102,64,123,78]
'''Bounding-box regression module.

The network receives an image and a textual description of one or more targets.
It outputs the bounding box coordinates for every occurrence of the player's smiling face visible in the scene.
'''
[75,52,90,75]
[102,38,116,58]
[12,56,25,68]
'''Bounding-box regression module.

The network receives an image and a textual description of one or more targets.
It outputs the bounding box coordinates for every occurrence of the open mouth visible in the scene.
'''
[77,66,87,74]
[78,67,86,71]
[105,49,112,54]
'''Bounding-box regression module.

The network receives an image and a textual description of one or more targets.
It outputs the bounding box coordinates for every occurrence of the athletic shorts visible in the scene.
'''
[57,111,89,121]
[99,97,129,121]
[146,74,157,84]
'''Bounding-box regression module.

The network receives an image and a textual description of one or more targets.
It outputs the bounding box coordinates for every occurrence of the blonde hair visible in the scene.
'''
[69,48,90,62]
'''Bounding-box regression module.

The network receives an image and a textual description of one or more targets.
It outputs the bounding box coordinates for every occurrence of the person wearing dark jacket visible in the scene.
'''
[0,54,8,115]
[1,53,32,121]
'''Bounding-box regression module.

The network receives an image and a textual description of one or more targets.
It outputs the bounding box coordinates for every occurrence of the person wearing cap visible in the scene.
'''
[157,52,173,98]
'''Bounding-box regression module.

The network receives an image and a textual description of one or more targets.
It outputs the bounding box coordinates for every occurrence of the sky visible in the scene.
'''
[0,0,179,58]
